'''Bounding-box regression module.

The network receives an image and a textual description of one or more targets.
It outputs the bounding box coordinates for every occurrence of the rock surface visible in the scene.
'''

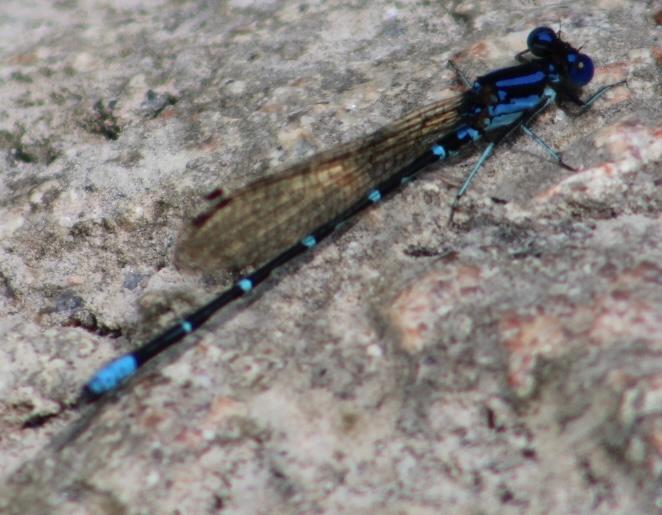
[0,1,660,513]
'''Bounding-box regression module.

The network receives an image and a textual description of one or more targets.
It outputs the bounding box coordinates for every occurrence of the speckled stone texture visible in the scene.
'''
[0,1,660,513]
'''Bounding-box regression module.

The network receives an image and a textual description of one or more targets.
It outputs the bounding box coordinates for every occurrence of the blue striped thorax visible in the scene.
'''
[440,26,597,152]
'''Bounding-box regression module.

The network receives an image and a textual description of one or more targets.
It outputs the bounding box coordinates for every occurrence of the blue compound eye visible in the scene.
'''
[567,52,594,86]
[527,26,558,56]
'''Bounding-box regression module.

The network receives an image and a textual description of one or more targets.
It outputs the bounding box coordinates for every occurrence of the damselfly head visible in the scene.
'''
[527,26,594,87]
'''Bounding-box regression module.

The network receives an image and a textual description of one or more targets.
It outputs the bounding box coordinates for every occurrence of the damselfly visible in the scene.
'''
[83,26,625,400]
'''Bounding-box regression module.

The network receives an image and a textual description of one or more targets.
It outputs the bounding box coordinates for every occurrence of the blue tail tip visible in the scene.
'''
[83,354,138,398]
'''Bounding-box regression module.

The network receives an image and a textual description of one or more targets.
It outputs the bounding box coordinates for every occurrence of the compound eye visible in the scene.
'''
[527,26,557,56]
[567,52,594,86]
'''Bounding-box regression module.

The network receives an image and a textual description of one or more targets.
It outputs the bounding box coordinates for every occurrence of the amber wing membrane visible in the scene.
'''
[175,95,464,272]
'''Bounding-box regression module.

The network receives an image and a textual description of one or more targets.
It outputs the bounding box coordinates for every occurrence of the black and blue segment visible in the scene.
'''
[82,27,623,400]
